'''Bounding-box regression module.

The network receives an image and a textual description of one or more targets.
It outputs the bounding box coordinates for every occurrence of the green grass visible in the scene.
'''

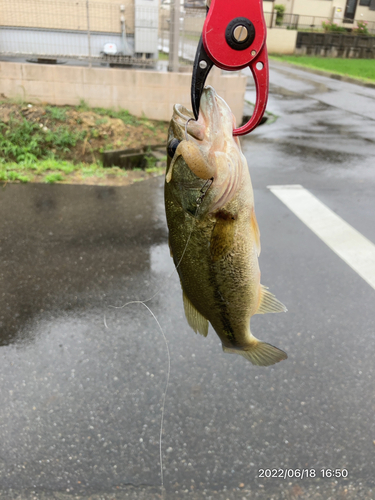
[0,159,132,183]
[270,55,375,83]
[92,105,142,126]
[46,106,68,121]
[0,118,86,164]
[45,173,64,183]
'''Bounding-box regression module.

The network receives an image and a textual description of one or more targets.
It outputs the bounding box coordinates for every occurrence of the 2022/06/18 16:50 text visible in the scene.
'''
[258,468,349,479]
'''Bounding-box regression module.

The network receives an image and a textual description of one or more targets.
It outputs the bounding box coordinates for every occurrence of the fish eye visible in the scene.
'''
[167,138,180,158]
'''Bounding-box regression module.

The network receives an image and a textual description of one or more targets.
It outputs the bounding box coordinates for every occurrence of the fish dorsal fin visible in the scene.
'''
[256,285,287,314]
[182,289,209,337]
[251,208,261,257]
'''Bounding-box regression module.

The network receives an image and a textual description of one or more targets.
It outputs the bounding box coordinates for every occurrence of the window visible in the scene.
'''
[344,0,358,19]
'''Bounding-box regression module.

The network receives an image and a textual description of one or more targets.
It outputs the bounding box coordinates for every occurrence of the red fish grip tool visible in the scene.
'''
[191,0,269,136]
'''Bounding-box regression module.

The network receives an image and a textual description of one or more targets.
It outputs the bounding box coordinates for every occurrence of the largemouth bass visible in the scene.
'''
[165,86,287,366]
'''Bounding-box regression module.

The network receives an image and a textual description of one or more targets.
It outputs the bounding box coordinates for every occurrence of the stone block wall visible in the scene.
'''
[0,62,247,124]
[296,32,375,58]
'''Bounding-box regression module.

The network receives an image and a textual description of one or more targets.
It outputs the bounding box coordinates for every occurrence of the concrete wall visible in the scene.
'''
[266,29,297,54]
[0,62,247,124]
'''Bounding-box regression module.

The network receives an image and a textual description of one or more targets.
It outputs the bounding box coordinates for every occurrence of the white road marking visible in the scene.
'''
[268,184,375,291]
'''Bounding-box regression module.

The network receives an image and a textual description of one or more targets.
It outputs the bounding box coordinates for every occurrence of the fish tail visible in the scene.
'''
[223,336,287,367]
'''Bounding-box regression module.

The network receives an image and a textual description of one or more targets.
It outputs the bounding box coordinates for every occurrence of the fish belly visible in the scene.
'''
[166,189,259,348]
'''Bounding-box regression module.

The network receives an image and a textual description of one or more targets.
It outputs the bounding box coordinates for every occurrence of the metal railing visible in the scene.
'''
[159,6,205,68]
[265,12,375,35]
[1,0,374,69]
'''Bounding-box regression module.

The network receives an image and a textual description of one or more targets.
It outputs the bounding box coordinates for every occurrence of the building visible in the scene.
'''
[263,0,375,28]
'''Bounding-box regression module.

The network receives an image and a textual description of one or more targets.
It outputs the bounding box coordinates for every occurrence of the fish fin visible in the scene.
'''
[256,285,287,314]
[166,153,180,183]
[168,236,173,258]
[223,340,287,367]
[182,290,209,337]
[210,218,236,262]
[250,208,261,256]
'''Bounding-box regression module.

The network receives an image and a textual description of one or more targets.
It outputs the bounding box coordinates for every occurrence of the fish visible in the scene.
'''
[164,86,287,366]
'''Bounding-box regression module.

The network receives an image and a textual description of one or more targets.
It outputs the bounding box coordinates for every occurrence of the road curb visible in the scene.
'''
[269,59,375,90]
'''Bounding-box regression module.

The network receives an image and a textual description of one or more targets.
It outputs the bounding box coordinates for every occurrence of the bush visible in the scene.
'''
[353,20,369,35]
[321,20,346,33]
[274,4,286,26]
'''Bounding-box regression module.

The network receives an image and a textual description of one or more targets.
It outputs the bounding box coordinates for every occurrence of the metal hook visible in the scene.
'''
[185,118,195,142]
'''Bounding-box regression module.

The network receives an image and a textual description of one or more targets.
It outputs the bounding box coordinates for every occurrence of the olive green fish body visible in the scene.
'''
[165,87,287,366]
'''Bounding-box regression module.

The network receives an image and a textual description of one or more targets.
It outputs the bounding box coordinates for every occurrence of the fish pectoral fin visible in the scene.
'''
[256,285,287,314]
[182,289,209,337]
[250,208,261,257]
[166,152,181,183]
[210,218,236,262]
[168,236,173,258]
[223,339,287,367]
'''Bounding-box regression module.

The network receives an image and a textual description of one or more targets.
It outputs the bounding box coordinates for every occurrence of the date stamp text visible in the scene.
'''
[258,468,349,480]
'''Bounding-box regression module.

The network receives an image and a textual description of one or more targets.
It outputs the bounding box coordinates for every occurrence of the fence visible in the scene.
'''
[265,12,375,35]
[0,0,207,69]
[1,1,375,68]
[0,0,159,66]
[159,5,205,68]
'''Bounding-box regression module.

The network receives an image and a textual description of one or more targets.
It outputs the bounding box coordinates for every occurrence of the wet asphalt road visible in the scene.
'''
[0,61,375,500]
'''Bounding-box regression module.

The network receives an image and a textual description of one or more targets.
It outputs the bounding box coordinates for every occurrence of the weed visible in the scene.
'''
[0,118,85,163]
[93,106,141,126]
[37,158,77,174]
[0,166,29,182]
[46,106,68,121]
[91,129,100,138]
[145,165,165,175]
[81,163,105,178]
[78,99,90,111]
[45,173,63,183]
[95,117,108,126]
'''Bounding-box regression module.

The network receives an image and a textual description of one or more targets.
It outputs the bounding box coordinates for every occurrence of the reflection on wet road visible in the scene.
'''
[0,62,375,499]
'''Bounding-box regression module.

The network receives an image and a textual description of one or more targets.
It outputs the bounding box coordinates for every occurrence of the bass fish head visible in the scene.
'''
[165,86,248,216]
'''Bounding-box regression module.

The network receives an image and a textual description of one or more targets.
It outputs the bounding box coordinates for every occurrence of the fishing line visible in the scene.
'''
[104,173,213,498]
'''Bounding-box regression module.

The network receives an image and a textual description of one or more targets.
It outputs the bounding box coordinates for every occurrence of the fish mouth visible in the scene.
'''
[172,86,234,143]
[198,86,235,139]
[173,104,205,142]
[169,86,243,213]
